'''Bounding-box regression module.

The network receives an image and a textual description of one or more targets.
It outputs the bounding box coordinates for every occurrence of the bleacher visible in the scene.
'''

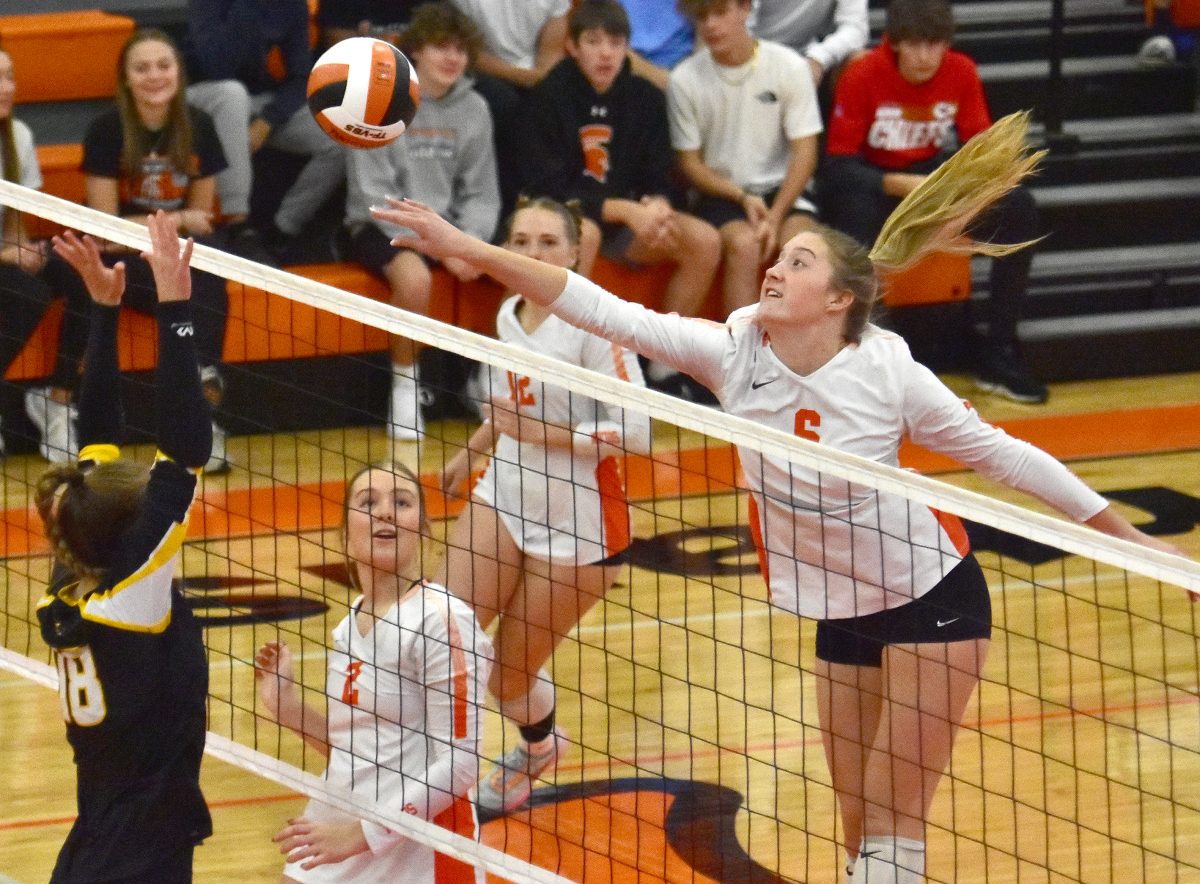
[3,0,1199,441]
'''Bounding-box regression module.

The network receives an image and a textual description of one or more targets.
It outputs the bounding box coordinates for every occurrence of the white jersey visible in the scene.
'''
[285,581,494,884]
[0,119,42,231]
[473,296,651,565]
[667,40,822,206]
[551,273,1109,620]
[447,0,570,68]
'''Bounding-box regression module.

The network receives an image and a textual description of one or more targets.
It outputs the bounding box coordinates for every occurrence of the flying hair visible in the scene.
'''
[867,111,1046,273]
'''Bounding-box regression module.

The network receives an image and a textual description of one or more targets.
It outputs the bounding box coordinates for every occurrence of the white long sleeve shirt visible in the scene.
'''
[551,272,1108,620]
[285,582,493,883]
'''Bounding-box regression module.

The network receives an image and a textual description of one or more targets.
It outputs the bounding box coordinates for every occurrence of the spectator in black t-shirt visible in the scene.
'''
[36,30,233,472]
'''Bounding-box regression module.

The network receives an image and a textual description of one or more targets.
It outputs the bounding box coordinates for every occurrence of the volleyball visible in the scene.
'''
[307,37,420,149]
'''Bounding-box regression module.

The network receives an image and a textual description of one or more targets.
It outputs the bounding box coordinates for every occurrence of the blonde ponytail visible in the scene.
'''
[868,111,1046,273]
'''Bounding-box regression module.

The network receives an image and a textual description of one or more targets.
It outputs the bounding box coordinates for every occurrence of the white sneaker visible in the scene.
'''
[24,387,78,463]
[473,727,569,814]
[388,370,424,441]
[205,421,230,474]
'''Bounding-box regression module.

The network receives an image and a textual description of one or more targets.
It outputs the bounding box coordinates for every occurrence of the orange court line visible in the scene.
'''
[3,404,1198,558]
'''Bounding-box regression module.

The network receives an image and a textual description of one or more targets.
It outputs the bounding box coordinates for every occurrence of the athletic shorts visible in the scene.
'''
[691,187,816,230]
[347,224,435,275]
[815,555,992,667]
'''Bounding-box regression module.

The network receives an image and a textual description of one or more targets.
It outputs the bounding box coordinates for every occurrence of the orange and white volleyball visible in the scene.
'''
[307,37,420,149]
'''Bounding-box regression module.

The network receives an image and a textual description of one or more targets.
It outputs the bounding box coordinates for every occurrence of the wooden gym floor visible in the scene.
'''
[1,371,1198,883]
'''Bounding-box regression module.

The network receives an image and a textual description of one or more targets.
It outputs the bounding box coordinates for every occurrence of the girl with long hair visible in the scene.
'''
[435,195,650,814]
[0,45,75,460]
[29,28,232,471]
[35,211,214,882]
[369,113,1185,881]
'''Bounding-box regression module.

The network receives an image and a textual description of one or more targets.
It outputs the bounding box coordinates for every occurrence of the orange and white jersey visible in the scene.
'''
[551,273,1109,620]
[285,581,494,884]
[473,295,651,565]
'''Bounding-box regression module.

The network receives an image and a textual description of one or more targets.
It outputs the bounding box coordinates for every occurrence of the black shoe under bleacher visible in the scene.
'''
[974,347,1049,404]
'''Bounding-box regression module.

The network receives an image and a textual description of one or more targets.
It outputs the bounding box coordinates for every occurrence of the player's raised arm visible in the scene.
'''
[371,197,570,307]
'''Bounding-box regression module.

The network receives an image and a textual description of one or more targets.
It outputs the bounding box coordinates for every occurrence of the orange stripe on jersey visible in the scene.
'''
[930,507,971,556]
[608,342,631,382]
[596,455,631,558]
[432,797,479,883]
[363,41,397,125]
[746,493,770,585]
[441,601,471,740]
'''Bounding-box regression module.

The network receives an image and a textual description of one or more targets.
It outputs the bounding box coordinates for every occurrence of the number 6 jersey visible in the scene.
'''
[550,272,1109,620]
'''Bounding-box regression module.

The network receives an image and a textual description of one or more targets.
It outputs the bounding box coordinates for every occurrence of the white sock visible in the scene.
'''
[644,361,679,383]
[389,364,423,439]
[858,836,925,883]
[846,856,858,881]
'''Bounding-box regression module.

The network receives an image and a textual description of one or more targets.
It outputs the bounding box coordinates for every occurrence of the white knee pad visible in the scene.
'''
[858,835,925,883]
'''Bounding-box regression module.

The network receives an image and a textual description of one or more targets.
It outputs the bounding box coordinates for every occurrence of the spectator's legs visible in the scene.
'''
[969,185,1038,350]
[967,184,1046,404]
[39,253,89,394]
[187,80,253,221]
[625,212,721,318]
[817,159,892,247]
[382,249,432,440]
[263,101,348,237]
[0,265,55,376]
[717,218,766,313]
[470,73,524,218]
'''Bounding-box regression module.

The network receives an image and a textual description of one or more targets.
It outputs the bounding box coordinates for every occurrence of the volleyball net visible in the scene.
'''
[2,181,1198,882]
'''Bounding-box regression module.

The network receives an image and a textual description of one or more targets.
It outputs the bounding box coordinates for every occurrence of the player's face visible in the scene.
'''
[505,207,579,269]
[568,28,629,95]
[124,39,180,115]
[411,40,469,98]
[0,53,15,120]
[759,231,844,326]
[345,469,423,576]
[694,0,752,55]
[893,39,949,85]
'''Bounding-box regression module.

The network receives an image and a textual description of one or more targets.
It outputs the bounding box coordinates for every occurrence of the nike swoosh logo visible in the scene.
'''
[936,618,960,627]
[751,377,776,389]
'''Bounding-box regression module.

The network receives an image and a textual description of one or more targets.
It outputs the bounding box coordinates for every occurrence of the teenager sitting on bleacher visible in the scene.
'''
[668,0,824,316]
[343,2,500,441]
[0,45,83,462]
[315,0,424,49]
[447,0,569,215]
[623,0,696,91]
[32,29,233,471]
[183,0,346,260]
[522,0,720,399]
[818,0,1047,404]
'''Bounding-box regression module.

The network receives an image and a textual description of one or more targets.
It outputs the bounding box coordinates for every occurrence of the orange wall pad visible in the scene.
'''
[1,11,134,103]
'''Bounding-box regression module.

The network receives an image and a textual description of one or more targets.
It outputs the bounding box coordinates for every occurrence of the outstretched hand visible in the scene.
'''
[369,197,483,264]
[141,210,193,303]
[52,231,125,307]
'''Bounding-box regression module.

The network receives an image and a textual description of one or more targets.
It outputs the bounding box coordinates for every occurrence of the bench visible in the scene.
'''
[0,11,135,104]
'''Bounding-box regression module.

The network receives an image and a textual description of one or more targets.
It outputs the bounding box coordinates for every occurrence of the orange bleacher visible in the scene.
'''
[0,10,134,103]
[9,123,966,385]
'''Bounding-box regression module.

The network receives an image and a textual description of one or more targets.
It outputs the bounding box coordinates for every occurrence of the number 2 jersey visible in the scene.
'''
[473,295,651,565]
[284,581,494,883]
[549,272,1109,620]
